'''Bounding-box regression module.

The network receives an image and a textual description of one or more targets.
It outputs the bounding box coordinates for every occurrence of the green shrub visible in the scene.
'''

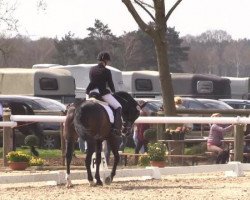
[143,128,157,142]
[24,135,39,146]
[138,155,150,166]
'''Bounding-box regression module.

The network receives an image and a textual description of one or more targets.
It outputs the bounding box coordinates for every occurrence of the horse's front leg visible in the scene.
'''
[95,140,103,186]
[65,140,74,188]
[105,136,120,185]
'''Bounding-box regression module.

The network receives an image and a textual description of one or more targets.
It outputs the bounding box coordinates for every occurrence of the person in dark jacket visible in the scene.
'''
[86,51,122,136]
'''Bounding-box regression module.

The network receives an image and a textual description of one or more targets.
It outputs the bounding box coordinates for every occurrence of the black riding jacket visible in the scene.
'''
[86,63,115,96]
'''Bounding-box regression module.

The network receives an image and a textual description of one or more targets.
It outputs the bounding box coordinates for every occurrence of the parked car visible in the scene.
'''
[196,98,234,110]
[181,97,208,110]
[135,98,163,115]
[0,95,66,148]
[219,99,250,109]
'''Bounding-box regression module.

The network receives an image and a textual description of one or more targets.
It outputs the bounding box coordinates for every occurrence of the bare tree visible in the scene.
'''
[0,0,18,32]
[0,0,18,65]
[122,0,182,116]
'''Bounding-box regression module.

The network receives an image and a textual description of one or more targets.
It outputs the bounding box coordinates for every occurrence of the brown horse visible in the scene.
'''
[64,91,140,187]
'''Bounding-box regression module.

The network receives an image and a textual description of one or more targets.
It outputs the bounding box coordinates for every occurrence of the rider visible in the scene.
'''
[86,51,122,136]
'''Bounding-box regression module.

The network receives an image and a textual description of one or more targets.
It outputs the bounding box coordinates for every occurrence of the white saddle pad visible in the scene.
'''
[88,98,114,123]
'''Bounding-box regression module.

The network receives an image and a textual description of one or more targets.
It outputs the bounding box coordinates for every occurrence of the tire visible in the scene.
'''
[42,133,60,149]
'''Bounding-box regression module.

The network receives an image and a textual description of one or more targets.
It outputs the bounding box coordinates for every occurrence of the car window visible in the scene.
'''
[187,101,206,109]
[202,101,232,109]
[143,102,162,112]
[182,99,207,109]
[35,99,66,111]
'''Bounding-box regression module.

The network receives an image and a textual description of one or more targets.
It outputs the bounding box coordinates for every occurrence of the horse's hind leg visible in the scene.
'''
[85,140,95,186]
[94,140,103,186]
[105,136,120,185]
[66,140,74,188]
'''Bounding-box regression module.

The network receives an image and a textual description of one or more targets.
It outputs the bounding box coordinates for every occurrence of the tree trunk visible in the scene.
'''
[154,36,176,116]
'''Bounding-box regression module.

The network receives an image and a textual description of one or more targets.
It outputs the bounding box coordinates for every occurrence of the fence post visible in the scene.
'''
[156,111,165,140]
[234,124,244,162]
[3,108,13,167]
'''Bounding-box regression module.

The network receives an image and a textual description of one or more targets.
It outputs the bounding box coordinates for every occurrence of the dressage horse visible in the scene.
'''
[64,91,140,187]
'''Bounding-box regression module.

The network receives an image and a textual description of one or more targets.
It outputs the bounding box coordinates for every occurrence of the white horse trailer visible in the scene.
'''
[0,68,75,104]
[33,64,124,99]
[122,71,161,98]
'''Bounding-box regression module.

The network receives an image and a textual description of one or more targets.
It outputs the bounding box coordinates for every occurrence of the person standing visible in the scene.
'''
[0,102,3,121]
[134,110,150,164]
[207,113,234,164]
[86,51,122,136]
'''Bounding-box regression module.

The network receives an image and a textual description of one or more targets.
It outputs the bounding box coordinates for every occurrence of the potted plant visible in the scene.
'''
[6,151,31,170]
[29,157,45,170]
[147,142,167,167]
[166,126,190,140]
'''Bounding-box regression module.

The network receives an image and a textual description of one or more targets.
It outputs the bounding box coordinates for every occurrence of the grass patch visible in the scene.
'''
[0,147,135,159]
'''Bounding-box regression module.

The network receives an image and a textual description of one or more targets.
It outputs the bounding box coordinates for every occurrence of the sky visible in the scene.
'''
[8,0,250,40]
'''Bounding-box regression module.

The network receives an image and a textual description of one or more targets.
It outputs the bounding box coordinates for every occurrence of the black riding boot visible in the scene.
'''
[112,107,122,136]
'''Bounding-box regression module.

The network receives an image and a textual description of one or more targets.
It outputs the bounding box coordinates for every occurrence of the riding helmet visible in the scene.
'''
[97,51,111,61]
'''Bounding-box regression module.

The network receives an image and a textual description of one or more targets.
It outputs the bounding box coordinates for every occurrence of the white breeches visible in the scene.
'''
[87,89,121,109]
[102,93,121,109]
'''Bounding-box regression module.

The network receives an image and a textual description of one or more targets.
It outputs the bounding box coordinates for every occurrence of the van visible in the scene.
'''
[34,64,124,99]
[122,71,231,99]
[0,68,75,104]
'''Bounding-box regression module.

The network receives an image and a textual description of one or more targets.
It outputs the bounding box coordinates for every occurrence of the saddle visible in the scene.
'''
[87,93,114,123]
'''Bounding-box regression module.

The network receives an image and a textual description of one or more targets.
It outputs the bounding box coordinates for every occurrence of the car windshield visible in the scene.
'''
[35,99,66,111]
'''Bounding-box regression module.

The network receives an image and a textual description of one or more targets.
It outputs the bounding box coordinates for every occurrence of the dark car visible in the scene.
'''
[219,99,250,109]
[0,95,66,148]
[196,98,233,110]
[181,97,208,110]
[135,98,163,115]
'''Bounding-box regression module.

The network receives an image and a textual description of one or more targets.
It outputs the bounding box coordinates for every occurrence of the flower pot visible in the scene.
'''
[9,162,29,170]
[150,160,166,168]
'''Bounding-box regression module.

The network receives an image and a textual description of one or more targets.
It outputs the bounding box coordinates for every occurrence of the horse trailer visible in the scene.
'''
[223,77,250,99]
[171,73,231,99]
[33,64,124,99]
[122,71,162,98]
[122,71,231,99]
[0,68,75,104]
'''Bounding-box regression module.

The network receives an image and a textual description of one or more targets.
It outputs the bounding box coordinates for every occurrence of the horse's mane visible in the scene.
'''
[113,91,137,107]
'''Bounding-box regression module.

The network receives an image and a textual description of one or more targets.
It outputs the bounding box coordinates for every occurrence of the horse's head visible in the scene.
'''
[113,91,140,135]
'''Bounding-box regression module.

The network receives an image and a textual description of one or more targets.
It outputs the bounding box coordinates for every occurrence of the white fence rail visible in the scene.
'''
[8,115,250,124]
[1,114,250,185]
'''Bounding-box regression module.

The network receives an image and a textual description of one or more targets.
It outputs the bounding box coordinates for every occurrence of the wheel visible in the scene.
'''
[43,135,56,149]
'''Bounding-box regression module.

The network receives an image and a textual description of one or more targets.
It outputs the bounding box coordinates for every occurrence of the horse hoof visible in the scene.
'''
[89,181,95,187]
[95,181,103,186]
[104,176,112,185]
[66,183,73,188]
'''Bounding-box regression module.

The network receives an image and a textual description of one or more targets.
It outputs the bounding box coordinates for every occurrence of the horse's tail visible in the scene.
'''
[73,103,87,138]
